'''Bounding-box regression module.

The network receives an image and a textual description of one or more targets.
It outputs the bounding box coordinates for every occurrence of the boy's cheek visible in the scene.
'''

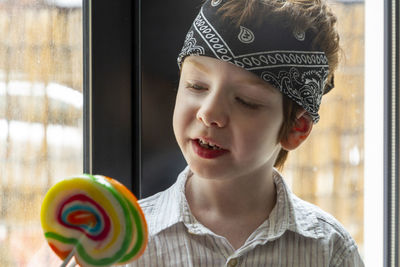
[172,103,191,135]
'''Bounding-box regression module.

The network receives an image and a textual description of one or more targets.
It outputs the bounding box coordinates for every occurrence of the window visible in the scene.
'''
[0,0,83,265]
[1,0,398,266]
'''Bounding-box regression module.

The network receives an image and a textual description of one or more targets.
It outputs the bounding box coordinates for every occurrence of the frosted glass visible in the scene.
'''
[0,1,83,266]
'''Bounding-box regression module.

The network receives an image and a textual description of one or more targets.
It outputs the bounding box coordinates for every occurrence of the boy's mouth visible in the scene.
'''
[197,139,223,150]
[192,138,228,159]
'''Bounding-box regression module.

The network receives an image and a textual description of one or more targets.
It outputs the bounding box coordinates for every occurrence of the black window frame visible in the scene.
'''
[83,0,141,197]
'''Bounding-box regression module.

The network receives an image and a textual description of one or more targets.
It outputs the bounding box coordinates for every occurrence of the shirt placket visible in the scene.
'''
[225,256,241,267]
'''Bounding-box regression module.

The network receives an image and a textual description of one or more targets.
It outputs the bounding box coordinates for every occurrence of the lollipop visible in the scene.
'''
[40,174,148,266]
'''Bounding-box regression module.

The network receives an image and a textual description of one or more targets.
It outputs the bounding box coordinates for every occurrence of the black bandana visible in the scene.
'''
[177,0,332,123]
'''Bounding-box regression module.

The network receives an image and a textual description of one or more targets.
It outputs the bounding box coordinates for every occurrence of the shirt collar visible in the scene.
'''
[148,166,192,235]
[265,170,324,240]
[150,166,324,239]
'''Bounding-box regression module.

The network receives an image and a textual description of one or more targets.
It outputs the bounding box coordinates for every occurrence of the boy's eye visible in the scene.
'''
[186,82,206,91]
[236,97,261,109]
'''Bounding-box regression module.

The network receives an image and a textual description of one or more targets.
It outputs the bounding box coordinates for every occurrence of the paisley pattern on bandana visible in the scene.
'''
[261,68,328,120]
[180,31,205,57]
[177,0,331,123]
[238,26,255,44]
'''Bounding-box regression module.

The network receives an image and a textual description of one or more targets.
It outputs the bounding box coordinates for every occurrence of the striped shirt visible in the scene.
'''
[126,166,364,267]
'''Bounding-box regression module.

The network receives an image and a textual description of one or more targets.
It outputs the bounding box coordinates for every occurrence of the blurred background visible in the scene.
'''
[0,0,83,265]
[0,0,364,265]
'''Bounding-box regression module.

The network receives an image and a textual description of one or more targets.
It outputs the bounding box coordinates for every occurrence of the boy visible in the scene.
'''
[129,0,364,266]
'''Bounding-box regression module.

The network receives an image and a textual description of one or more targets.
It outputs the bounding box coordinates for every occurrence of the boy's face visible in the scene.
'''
[173,56,284,180]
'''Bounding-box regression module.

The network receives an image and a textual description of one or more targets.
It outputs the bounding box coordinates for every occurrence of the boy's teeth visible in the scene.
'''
[198,139,220,149]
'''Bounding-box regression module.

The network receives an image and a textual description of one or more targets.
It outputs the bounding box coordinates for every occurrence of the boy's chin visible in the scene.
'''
[188,162,235,181]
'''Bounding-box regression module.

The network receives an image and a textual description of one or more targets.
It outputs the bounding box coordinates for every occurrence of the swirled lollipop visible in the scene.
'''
[40,174,148,267]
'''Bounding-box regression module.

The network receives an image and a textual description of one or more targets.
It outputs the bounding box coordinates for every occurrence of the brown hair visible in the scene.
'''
[218,0,340,89]
[218,0,340,169]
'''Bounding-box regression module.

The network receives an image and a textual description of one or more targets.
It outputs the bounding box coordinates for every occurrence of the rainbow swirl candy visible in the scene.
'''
[40,174,148,266]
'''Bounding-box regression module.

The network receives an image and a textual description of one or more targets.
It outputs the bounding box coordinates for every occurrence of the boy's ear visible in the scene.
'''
[280,110,313,151]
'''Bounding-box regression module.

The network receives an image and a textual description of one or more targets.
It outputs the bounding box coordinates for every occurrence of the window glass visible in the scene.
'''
[0,0,82,266]
[283,1,365,257]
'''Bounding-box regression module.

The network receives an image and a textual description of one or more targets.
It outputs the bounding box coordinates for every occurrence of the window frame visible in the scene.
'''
[384,0,399,266]
[83,0,141,196]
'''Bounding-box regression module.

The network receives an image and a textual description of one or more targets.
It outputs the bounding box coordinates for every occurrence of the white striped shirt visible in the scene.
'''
[127,166,364,267]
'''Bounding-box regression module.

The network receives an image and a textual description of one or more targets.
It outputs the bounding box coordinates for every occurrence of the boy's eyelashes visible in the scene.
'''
[185,81,263,110]
[235,97,262,109]
[186,82,206,91]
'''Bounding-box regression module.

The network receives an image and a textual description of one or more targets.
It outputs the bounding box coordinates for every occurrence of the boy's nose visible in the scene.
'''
[196,94,229,128]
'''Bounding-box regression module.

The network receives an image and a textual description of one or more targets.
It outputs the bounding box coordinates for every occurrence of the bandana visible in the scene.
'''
[177,0,332,123]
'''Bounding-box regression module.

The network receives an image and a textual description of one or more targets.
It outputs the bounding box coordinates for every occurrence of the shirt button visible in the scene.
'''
[228,258,238,267]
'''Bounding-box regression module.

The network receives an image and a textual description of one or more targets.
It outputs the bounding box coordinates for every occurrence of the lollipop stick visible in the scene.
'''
[60,249,75,267]
[67,258,77,267]
[60,224,91,267]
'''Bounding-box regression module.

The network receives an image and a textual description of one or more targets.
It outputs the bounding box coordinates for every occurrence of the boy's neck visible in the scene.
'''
[185,167,277,222]
[185,168,277,249]
[186,169,276,216]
